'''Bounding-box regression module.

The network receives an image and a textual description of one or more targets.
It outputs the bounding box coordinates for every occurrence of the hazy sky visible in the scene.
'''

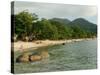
[13,1,97,24]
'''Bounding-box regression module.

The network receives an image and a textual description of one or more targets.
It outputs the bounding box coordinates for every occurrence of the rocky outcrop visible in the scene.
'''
[16,50,49,63]
[40,50,49,59]
[16,53,30,63]
[29,55,42,62]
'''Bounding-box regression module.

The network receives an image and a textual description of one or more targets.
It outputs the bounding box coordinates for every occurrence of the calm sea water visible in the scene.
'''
[14,39,97,73]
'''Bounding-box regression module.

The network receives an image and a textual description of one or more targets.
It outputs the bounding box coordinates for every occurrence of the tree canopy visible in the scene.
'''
[12,11,97,42]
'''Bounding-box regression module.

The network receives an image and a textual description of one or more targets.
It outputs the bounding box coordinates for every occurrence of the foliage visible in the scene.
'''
[12,11,97,41]
[14,11,38,41]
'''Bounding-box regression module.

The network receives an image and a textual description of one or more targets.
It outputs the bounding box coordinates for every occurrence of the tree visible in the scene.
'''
[32,19,58,40]
[13,11,97,41]
[14,11,38,41]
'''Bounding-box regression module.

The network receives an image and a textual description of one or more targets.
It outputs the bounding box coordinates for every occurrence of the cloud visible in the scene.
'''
[13,1,97,24]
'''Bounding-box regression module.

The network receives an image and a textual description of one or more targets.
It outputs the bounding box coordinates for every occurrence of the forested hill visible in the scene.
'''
[51,18,71,25]
[68,18,97,33]
[12,11,97,41]
[50,18,97,33]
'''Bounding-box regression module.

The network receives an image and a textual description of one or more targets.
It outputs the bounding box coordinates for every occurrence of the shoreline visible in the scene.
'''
[12,38,96,52]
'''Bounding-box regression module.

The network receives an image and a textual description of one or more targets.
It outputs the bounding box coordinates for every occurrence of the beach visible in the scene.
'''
[12,38,95,51]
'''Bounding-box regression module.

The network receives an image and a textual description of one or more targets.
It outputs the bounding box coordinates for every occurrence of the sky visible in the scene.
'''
[12,1,98,24]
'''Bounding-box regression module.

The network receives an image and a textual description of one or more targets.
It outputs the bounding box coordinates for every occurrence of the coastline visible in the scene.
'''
[12,38,96,52]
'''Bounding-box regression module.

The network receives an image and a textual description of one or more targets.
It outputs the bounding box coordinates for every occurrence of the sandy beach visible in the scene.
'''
[12,38,94,51]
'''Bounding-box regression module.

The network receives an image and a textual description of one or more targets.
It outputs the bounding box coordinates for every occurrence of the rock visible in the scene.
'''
[62,43,65,45]
[16,52,30,63]
[16,55,29,63]
[29,55,42,62]
[36,41,42,44]
[16,50,50,63]
[40,50,49,59]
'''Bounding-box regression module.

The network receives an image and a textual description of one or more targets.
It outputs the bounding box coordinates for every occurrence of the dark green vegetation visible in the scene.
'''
[12,11,97,41]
